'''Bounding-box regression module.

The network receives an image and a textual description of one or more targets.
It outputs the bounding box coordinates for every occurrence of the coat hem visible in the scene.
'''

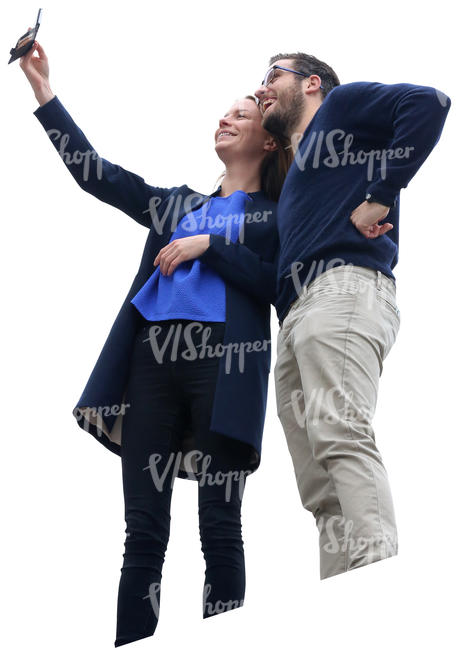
[72,405,261,479]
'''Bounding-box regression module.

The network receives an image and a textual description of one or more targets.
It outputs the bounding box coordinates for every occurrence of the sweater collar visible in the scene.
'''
[211,185,265,200]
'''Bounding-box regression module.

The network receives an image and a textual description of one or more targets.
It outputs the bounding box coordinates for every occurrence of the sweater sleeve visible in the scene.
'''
[350,82,451,207]
[33,95,178,229]
[198,233,278,305]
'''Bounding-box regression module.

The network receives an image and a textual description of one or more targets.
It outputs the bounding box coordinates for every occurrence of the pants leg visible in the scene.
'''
[198,434,247,619]
[275,324,348,577]
[275,265,400,579]
[174,322,249,618]
[115,323,187,647]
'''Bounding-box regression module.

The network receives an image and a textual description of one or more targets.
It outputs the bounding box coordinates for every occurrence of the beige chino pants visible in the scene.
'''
[274,265,400,579]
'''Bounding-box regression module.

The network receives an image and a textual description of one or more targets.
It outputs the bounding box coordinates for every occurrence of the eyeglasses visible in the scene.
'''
[260,64,324,89]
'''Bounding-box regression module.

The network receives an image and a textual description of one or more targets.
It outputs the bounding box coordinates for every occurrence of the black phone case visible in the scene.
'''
[8,9,42,64]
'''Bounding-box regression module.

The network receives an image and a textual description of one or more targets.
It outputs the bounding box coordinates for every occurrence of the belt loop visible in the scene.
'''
[376,270,382,290]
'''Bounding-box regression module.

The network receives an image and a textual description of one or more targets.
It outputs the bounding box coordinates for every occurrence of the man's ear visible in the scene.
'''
[305,74,322,95]
[264,137,278,152]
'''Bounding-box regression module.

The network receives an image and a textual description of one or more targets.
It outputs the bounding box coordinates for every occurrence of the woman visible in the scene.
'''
[20,38,290,647]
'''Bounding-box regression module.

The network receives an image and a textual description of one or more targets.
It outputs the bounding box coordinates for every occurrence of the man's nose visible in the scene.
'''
[254,85,268,101]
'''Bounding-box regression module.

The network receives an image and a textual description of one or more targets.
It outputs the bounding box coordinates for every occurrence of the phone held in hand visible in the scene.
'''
[8,8,43,64]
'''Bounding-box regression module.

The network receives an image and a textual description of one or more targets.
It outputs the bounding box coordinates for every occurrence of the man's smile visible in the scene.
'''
[261,97,277,115]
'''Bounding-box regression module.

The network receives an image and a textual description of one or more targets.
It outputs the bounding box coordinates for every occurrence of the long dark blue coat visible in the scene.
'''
[33,96,279,479]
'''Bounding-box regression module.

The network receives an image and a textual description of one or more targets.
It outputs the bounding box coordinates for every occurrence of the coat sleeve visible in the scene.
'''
[197,233,278,305]
[33,95,178,229]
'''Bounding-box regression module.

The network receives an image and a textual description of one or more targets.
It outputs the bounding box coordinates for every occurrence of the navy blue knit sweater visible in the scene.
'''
[276,81,451,324]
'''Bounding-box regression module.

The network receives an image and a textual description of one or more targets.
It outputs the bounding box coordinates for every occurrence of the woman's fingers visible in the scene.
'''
[19,43,35,66]
[34,40,47,59]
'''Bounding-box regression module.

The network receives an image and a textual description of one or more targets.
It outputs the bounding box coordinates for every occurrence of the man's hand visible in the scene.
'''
[154,235,210,275]
[350,200,393,239]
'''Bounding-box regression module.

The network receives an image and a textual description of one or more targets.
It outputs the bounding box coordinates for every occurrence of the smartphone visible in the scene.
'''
[8,9,43,64]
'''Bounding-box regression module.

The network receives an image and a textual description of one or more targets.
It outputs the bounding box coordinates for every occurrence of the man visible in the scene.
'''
[254,53,450,579]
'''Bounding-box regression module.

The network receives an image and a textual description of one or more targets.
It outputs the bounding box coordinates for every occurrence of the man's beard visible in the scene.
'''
[262,83,305,140]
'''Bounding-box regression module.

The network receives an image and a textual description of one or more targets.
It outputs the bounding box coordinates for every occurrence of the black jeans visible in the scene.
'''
[115,318,251,647]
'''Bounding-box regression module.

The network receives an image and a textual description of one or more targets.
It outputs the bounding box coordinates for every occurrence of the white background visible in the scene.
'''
[1,1,465,648]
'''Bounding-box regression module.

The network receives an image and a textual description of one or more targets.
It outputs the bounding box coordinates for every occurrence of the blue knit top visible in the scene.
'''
[130,189,248,321]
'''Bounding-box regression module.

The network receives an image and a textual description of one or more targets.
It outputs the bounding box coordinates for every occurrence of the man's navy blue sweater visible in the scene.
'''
[276,81,451,324]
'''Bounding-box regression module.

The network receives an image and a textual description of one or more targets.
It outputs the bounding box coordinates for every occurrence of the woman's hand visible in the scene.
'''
[154,235,211,275]
[19,34,54,106]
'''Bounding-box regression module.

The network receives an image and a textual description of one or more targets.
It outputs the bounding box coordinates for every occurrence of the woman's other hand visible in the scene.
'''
[19,34,54,107]
[154,235,211,275]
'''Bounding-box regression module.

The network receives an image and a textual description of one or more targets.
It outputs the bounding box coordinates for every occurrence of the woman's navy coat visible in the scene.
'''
[33,96,279,478]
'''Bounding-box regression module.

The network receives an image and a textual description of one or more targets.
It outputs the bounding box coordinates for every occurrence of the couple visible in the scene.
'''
[20,38,450,647]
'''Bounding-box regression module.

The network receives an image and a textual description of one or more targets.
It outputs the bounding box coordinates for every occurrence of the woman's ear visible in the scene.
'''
[264,136,278,152]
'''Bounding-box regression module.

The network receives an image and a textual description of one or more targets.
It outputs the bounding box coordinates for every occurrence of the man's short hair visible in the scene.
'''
[269,52,340,98]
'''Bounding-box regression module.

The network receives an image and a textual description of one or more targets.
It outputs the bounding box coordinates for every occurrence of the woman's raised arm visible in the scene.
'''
[20,39,177,229]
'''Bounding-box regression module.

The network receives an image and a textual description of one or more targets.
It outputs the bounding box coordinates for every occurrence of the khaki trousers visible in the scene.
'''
[274,265,400,579]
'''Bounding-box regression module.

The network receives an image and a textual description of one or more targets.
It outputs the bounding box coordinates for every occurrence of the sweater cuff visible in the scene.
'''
[33,94,63,126]
[365,184,399,208]
[198,233,221,263]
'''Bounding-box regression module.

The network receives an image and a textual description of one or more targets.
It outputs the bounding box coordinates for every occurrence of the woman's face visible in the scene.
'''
[214,97,276,163]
